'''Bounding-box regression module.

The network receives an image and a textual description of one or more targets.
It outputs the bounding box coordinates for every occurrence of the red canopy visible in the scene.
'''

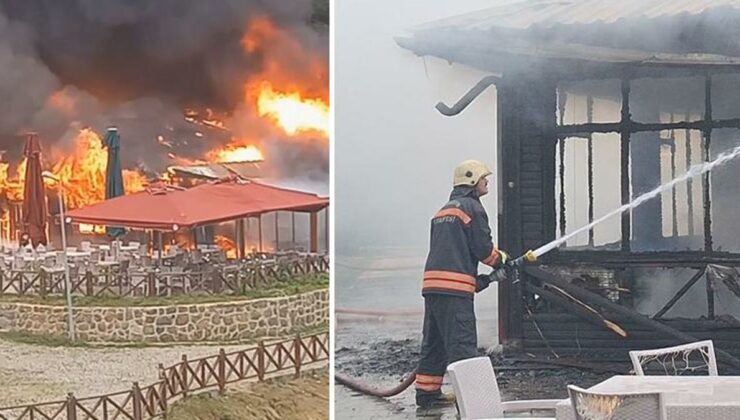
[66,179,328,230]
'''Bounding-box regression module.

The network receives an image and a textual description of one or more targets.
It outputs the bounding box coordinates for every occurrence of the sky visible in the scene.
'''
[335,0,503,257]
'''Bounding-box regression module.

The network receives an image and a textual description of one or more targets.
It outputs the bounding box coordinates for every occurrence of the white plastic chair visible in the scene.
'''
[567,385,664,420]
[629,340,718,376]
[447,356,557,420]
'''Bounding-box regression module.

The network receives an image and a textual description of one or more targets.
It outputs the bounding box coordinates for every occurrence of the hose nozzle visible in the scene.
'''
[509,249,537,267]
[523,249,537,263]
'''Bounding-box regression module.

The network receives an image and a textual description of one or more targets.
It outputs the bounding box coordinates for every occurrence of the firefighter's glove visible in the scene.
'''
[496,250,510,267]
[476,274,493,292]
[504,257,522,271]
[488,268,509,284]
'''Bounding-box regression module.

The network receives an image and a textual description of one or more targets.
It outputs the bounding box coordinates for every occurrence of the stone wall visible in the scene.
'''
[0,289,328,343]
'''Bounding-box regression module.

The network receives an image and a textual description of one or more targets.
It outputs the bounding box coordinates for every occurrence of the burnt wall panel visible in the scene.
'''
[499,77,557,254]
[498,76,557,349]
[523,313,740,362]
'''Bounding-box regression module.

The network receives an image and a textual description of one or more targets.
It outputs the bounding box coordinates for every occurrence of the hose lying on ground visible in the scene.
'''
[336,255,537,398]
[335,369,417,397]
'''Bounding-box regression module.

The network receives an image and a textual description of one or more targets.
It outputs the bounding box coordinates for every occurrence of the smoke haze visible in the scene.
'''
[0,0,328,180]
[335,0,505,349]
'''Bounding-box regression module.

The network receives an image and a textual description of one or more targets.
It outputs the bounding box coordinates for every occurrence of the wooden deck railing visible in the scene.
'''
[0,255,329,297]
[0,332,329,419]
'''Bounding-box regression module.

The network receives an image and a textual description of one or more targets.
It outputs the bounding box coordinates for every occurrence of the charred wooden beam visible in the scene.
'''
[653,267,706,319]
[555,117,740,136]
[707,274,716,320]
[703,74,715,319]
[542,250,740,267]
[527,312,740,330]
[706,265,740,305]
[669,115,678,237]
[525,282,626,337]
[684,111,695,236]
[703,73,714,253]
[587,95,595,246]
[525,266,740,369]
[558,89,566,239]
[620,76,631,252]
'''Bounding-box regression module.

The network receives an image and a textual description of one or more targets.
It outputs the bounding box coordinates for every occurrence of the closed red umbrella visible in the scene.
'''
[22,133,47,246]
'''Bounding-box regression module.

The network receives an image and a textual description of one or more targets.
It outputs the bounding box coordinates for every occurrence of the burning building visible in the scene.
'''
[398,1,740,365]
[0,1,328,250]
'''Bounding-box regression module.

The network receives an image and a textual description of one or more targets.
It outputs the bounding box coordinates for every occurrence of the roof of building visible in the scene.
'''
[66,179,328,230]
[168,161,263,180]
[397,0,740,70]
[415,0,740,31]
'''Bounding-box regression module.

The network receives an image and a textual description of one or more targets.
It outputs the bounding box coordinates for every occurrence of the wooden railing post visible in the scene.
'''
[38,270,46,298]
[84,271,93,296]
[160,380,168,419]
[180,355,189,397]
[257,341,265,381]
[218,348,227,393]
[148,272,156,297]
[132,382,143,420]
[66,392,77,420]
[294,335,302,378]
[213,272,224,294]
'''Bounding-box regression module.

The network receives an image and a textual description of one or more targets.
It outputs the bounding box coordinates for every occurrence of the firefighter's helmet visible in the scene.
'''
[453,160,492,187]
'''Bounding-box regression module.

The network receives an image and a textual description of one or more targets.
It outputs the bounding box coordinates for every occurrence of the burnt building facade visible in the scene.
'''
[398,1,740,365]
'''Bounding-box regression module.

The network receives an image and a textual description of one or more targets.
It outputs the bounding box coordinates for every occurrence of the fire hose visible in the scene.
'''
[335,250,538,398]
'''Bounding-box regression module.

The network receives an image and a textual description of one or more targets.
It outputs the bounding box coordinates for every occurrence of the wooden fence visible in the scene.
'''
[0,332,329,419]
[0,255,329,298]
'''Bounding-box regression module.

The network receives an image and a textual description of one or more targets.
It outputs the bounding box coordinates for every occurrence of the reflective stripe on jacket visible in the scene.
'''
[422,186,501,298]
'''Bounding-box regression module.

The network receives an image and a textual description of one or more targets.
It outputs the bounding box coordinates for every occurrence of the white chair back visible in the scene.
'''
[629,340,718,376]
[447,356,503,419]
[567,385,664,420]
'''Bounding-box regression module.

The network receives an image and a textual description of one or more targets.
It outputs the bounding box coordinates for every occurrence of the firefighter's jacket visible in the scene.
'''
[422,186,502,298]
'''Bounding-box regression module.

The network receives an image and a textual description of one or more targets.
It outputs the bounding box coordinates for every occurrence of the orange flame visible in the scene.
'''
[214,234,237,259]
[49,129,147,209]
[211,145,264,163]
[242,16,329,139]
[0,129,148,210]
[0,159,28,202]
[255,82,329,136]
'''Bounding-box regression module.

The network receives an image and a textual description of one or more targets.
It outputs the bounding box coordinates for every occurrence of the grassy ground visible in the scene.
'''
[167,371,328,420]
[0,273,328,307]
[0,323,329,348]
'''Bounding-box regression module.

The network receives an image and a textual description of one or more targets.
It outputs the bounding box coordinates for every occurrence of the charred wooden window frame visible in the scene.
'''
[552,71,740,262]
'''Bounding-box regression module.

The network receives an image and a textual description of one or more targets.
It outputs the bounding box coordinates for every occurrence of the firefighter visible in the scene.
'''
[415,159,509,409]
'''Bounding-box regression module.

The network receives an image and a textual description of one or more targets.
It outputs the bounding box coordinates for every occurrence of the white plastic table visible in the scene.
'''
[556,376,740,420]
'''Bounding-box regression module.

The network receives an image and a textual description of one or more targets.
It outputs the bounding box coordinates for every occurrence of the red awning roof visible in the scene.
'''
[66,179,328,230]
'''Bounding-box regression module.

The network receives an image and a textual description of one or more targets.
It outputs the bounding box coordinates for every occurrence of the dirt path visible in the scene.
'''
[0,338,248,407]
[168,371,328,420]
